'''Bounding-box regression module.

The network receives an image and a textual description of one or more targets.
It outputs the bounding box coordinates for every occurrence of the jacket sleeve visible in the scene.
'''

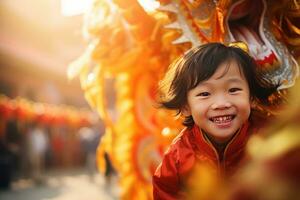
[152,147,180,200]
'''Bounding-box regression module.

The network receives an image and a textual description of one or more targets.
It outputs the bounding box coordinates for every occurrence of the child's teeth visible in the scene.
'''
[212,116,232,123]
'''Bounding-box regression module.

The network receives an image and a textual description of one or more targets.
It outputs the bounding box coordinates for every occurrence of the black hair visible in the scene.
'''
[158,42,279,127]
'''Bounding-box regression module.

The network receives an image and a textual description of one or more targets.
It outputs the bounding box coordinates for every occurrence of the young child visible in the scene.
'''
[152,42,278,199]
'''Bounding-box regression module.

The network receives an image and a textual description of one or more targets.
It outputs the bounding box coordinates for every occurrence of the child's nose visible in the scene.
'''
[211,99,232,110]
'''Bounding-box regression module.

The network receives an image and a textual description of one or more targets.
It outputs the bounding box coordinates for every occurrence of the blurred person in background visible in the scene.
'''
[0,135,13,189]
[79,121,104,181]
[5,115,22,174]
[28,120,49,184]
[18,120,31,179]
[49,125,64,168]
[0,114,21,189]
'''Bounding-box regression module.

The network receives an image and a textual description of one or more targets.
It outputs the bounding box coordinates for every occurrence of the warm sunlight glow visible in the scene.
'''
[61,0,93,16]
[162,127,171,136]
[138,0,160,13]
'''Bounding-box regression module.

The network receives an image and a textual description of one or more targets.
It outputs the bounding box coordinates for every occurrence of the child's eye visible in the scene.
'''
[197,92,210,97]
[229,88,242,93]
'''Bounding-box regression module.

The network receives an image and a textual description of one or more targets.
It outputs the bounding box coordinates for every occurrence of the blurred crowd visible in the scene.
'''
[0,108,105,189]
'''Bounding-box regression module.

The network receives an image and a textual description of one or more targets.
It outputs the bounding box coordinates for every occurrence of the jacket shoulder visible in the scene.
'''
[164,128,195,166]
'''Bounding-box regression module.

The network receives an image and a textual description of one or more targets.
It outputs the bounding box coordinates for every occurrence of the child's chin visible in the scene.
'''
[211,129,236,140]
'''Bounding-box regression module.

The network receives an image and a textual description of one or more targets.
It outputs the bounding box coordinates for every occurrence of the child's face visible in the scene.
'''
[183,60,251,144]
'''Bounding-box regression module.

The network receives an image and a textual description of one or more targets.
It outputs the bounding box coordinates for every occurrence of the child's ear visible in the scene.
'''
[181,105,191,116]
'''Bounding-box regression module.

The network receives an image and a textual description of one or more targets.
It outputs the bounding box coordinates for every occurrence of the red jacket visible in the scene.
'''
[153,122,253,200]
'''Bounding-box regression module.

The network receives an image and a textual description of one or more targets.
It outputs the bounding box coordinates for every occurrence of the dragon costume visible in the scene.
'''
[68,0,300,199]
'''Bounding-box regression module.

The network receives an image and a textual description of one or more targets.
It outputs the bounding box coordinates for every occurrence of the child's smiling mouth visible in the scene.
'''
[209,115,236,124]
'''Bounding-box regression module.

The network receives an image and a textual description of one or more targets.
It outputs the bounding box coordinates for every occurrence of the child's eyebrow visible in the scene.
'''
[197,77,245,87]
[226,77,245,84]
[196,81,211,87]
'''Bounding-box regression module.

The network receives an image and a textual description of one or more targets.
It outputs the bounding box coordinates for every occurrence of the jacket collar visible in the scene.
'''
[190,121,250,162]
